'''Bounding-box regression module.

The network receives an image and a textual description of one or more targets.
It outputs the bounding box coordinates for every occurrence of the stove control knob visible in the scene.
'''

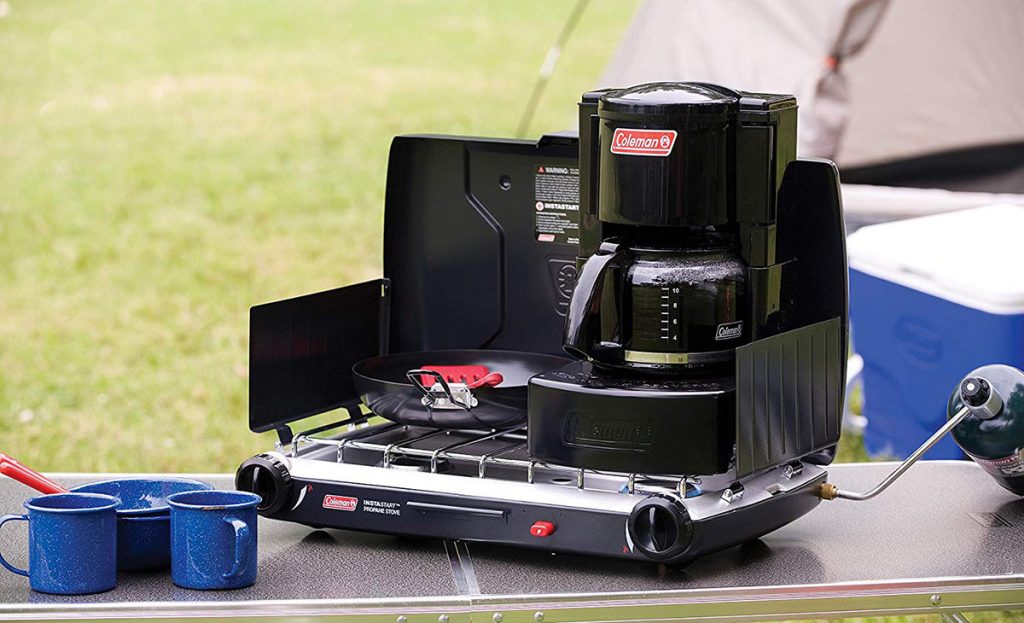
[627,496,693,561]
[235,453,293,515]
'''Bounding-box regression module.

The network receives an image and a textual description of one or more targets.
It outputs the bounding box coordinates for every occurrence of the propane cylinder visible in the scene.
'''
[947,364,1024,495]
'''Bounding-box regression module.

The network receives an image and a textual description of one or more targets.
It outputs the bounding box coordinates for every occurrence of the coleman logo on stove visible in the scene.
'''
[322,494,358,512]
[715,321,743,341]
[563,413,655,450]
[610,128,677,157]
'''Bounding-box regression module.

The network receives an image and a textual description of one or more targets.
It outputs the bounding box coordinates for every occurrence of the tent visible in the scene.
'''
[599,0,1024,194]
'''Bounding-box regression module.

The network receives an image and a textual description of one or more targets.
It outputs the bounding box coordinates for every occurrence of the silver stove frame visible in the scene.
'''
[270,415,827,525]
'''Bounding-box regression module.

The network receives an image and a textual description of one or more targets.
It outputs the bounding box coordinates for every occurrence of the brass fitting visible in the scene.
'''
[818,482,839,500]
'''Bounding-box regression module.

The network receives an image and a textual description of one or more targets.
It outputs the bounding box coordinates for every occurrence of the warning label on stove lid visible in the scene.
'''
[534,164,579,245]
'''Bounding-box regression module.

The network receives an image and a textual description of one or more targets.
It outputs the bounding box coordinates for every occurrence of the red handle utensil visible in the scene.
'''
[420,365,503,389]
[466,372,504,389]
[0,453,68,494]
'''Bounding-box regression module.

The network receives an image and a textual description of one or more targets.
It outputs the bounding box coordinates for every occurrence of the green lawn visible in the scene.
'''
[1,0,869,473]
[0,0,636,471]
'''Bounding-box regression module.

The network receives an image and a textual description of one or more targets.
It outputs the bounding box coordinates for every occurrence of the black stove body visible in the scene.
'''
[237,83,848,565]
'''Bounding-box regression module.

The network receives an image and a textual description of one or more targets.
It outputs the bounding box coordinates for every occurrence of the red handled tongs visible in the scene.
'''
[0,453,68,494]
[418,365,503,389]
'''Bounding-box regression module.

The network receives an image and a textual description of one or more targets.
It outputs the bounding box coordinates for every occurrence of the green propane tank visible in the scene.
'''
[947,364,1024,495]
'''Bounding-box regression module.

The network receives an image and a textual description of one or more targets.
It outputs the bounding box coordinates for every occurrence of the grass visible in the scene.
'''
[0,0,642,471]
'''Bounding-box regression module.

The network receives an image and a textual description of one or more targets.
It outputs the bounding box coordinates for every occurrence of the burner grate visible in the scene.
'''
[289,416,703,496]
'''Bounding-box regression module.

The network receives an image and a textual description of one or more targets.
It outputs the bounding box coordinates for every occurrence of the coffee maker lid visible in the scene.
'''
[599,82,738,117]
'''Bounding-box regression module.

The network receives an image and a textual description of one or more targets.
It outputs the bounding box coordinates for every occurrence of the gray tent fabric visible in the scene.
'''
[803,0,890,160]
[599,0,1024,169]
[838,0,1024,167]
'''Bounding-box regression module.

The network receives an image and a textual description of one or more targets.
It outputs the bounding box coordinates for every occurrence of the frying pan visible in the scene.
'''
[352,350,570,429]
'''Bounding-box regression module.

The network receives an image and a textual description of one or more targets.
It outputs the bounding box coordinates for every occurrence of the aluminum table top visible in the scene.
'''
[0,461,1021,621]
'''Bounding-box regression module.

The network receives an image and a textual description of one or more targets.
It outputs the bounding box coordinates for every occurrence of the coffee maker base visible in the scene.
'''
[528,361,735,475]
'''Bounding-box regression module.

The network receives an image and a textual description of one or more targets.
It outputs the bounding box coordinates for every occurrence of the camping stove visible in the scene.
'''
[238,416,826,564]
[236,82,848,565]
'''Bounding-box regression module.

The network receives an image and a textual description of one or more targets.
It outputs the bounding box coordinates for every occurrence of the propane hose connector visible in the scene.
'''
[818,483,838,500]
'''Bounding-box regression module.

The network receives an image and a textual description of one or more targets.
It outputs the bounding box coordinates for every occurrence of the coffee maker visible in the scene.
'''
[529,82,849,477]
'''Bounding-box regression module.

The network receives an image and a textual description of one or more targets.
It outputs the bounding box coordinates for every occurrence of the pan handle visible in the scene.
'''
[466,372,503,389]
[406,369,473,411]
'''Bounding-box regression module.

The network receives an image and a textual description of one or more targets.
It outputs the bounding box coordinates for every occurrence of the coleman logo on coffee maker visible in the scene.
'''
[715,321,743,341]
[610,128,678,157]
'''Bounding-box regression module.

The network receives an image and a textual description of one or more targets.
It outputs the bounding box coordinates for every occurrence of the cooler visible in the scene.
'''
[847,204,1024,459]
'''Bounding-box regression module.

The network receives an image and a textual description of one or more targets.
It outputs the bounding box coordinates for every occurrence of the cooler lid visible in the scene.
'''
[847,204,1024,314]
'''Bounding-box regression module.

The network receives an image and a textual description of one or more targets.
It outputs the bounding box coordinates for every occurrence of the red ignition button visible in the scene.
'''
[530,521,556,537]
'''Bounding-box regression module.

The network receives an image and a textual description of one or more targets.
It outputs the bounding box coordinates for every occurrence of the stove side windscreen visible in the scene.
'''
[248,279,389,435]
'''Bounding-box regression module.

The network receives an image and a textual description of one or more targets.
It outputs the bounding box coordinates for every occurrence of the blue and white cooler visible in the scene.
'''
[847,204,1024,459]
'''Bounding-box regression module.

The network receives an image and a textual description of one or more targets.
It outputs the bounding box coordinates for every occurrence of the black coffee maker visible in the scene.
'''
[529,82,849,477]
[563,83,750,374]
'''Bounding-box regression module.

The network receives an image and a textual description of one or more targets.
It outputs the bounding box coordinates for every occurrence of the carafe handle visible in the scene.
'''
[563,241,625,362]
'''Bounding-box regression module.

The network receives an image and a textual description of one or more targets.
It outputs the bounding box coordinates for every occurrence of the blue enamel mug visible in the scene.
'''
[0,493,120,594]
[167,490,261,590]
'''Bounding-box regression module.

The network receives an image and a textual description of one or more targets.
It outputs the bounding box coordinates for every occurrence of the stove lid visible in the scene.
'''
[383,134,579,355]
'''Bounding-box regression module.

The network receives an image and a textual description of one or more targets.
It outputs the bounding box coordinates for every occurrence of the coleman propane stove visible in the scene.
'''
[237,83,849,565]
[239,420,826,563]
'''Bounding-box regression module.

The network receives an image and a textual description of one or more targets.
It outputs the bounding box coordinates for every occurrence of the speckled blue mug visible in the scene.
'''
[167,490,261,590]
[0,493,120,595]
